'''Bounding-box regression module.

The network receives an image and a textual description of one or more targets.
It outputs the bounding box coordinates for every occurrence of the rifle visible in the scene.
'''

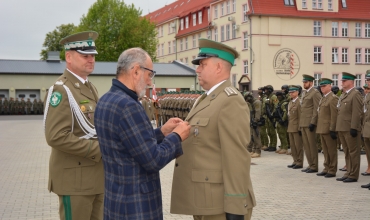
[276,102,288,127]
[250,103,260,137]
[265,99,276,128]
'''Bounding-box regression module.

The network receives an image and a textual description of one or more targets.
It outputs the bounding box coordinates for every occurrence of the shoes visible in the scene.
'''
[361,172,370,176]
[336,176,347,181]
[360,183,370,188]
[316,172,327,176]
[251,153,260,158]
[279,149,287,154]
[267,147,276,152]
[306,169,318,173]
[301,168,309,172]
[261,146,268,150]
[325,173,336,178]
[293,165,303,169]
[339,167,347,171]
[343,178,357,183]
[275,149,281,153]
[287,164,296,168]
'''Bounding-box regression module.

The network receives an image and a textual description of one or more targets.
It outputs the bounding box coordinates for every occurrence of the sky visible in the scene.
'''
[0,0,176,60]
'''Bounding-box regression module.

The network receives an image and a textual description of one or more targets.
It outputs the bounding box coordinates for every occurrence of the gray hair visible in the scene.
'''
[116,47,149,77]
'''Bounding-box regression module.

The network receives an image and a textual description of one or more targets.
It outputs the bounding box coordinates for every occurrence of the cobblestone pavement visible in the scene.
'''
[1,116,369,220]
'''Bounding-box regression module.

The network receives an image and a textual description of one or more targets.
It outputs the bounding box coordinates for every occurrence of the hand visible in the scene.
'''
[172,121,191,141]
[226,213,244,220]
[298,130,302,136]
[161,118,183,136]
[309,124,316,132]
[330,131,337,140]
[350,129,358,138]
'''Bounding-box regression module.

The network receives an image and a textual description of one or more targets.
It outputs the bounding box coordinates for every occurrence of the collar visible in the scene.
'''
[323,91,332,97]
[67,68,88,84]
[292,97,299,103]
[346,87,355,94]
[206,80,227,95]
[306,86,313,92]
[112,79,138,101]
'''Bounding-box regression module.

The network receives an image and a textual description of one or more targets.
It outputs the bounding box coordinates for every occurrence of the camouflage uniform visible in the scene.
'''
[275,92,289,154]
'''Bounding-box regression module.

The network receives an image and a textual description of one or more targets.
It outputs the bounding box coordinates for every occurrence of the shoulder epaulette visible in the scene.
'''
[54,80,64,86]
[224,87,238,96]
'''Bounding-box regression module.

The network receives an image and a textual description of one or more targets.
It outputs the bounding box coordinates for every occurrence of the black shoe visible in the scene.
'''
[292,165,303,169]
[343,178,357,183]
[264,147,270,151]
[318,149,322,153]
[325,173,336,178]
[361,151,366,155]
[301,168,309,172]
[361,183,370,188]
[361,172,370,176]
[287,164,296,168]
[316,172,327,176]
[339,149,343,151]
[268,147,277,152]
[306,169,318,173]
[336,176,347,181]
[339,168,347,171]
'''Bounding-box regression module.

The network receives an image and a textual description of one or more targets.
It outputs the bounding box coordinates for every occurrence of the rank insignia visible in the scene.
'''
[80,105,86,111]
[194,126,199,137]
[89,106,93,111]
[50,92,62,107]
[75,82,80,88]
[80,100,90,104]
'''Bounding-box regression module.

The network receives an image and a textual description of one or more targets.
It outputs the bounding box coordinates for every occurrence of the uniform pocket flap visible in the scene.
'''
[140,179,160,194]
[63,157,95,168]
[190,118,210,126]
[192,169,223,183]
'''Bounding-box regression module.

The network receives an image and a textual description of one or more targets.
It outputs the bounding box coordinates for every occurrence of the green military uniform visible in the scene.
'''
[0,97,2,114]
[262,86,278,151]
[246,93,263,157]
[38,100,44,114]
[275,92,289,154]
[32,99,38,114]
[9,98,14,114]
[26,99,32,114]
[3,98,9,114]
[14,98,20,114]
[259,92,269,149]
[20,98,26,114]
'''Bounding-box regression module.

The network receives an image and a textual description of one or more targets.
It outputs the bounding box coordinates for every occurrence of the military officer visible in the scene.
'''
[26,98,32,114]
[245,92,263,158]
[14,98,20,114]
[262,85,278,152]
[287,85,304,169]
[300,74,322,173]
[44,31,104,219]
[336,72,363,183]
[0,97,3,114]
[274,92,289,154]
[361,70,370,189]
[32,98,38,114]
[171,38,256,220]
[3,97,9,115]
[20,98,26,114]
[314,78,338,178]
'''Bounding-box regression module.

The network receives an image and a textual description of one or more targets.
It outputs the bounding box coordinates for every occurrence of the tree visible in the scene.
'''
[40,24,77,60]
[77,0,158,62]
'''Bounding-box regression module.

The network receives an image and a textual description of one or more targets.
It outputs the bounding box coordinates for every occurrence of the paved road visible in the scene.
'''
[1,116,369,219]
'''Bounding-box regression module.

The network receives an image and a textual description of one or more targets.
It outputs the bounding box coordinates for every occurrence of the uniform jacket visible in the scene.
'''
[94,79,183,220]
[44,69,104,196]
[251,99,262,121]
[287,98,301,133]
[315,92,338,134]
[363,94,370,138]
[171,80,256,216]
[299,87,321,127]
[336,88,363,132]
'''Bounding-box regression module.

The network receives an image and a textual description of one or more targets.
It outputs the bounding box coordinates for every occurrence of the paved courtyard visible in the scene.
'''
[0,116,369,220]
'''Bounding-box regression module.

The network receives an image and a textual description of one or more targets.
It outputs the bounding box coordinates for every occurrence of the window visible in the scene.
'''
[332,74,338,86]
[180,39,183,51]
[232,74,237,87]
[180,58,183,63]
[193,13,196,26]
[198,11,202,24]
[214,27,218,42]
[185,57,188,65]
[342,22,348,37]
[232,0,236,12]
[161,44,164,56]
[342,48,348,63]
[161,26,163,36]
[318,0,322,9]
[226,24,230,40]
[355,48,362,63]
[366,23,370,38]
[356,23,362,37]
[314,46,322,63]
[185,16,189,29]
[192,35,196,48]
[243,32,248,49]
[366,49,370,63]
[157,45,159,57]
[312,0,317,9]
[192,56,196,68]
[355,74,362,87]
[243,4,248,22]
[332,22,338,37]
[198,33,201,42]
[243,60,248,74]
[341,0,347,8]
[314,21,321,36]
[328,0,333,10]
[232,22,236,39]
[221,3,224,16]
[207,30,211,39]
[221,26,225,41]
[185,37,188,50]
[173,40,176,53]
[314,73,321,86]
[302,0,307,8]
[180,19,184,30]
[284,0,295,5]
[208,8,210,21]
[168,42,171,54]
[332,48,338,63]
[226,1,230,14]
[214,5,218,19]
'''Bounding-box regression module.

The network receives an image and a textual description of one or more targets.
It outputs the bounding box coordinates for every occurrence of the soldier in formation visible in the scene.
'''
[0,98,43,115]
[245,92,263,158]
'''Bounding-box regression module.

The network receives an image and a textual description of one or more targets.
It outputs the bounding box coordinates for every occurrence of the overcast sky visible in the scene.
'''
[0,0,175,60]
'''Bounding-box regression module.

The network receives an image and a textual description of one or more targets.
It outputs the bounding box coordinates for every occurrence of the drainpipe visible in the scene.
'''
[249,17,253,92]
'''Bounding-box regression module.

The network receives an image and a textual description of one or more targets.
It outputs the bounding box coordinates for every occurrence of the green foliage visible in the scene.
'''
[77,0,158,62]
[40,24,76,60]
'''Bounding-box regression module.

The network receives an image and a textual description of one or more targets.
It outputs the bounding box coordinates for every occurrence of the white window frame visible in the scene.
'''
[221,3,224,16]
[328,0,333,10]
[192,35,196,48]
[314,46,322,63]
[207,30,211,39]
[332,48,338,63]
[341,0,347,8]
[365,23,370,38]
[314,73,321,87]
[355,74,362,87]
[312,0,317,9]
[180,19,184,30]
[226,1,230,14]
[185,37,188,50]
[355,48,361,63]
[198,11,202,24]
[243,60,248,75]
[168,41,171,54]
[221,26,225,41]
[161,26,163,36]
[243,4,248,22]
[342,22,348,37]
[193,13,196,26]
[366,49,370,63]
[173,40,176,53]
[185,57,188,65]
[332,22,338,37]
[318,0,322,9]
[232,0,236,12]
[232,74,237,87]
[243,32,248,49]
[356,23,362,37]
[342,48,348,63]
[302,0,307,8]
[232,22,236,39]
[332,74,338,86]
[180,39,183,51]
[214,27,218,42]
[314,21,321,36]
[161,43,164,56]
[185,16,189,29]
[226,24,230,40]
[214,5,218,19]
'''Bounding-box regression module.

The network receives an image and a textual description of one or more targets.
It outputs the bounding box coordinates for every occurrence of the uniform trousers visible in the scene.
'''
[320,133,338,175]
[265,118,277,147]
[301,127,318,170]
[58,194,103,220]
[364,138,370,166]
[338,131,361,180]
[193,209,253,220]
[288,132,304,166]
[247,127,262,154]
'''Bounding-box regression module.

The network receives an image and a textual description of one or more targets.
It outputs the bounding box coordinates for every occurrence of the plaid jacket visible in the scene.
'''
[94,79,183,220]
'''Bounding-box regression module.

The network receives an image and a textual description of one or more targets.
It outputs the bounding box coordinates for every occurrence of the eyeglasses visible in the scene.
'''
[140,66,156,79]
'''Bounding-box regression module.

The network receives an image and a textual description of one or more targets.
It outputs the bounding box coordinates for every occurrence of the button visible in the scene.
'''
[205,177,208,181]
[92,156,95,159]
[78,162,81,165]
[244,204,248,208]
[175,163,179,167]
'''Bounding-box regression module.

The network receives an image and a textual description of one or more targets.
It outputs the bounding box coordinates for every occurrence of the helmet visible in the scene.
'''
[264,85,274,93]
[331,86,339,95]
[296,85,302,96]
[244,92,254,102]
[275,91,283,97]
[281,85,289,94]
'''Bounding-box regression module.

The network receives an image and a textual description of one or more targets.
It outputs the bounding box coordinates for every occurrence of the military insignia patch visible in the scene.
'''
[81,105,86,111]
[75,82,80,88]
[50,92,62,107]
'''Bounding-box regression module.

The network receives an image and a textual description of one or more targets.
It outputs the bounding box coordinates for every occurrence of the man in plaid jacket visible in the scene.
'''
[94,47,190,220]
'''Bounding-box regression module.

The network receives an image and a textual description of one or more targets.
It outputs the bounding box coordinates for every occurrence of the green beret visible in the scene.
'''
[288,85,300,92]
[302,74,315,82]
[319,78,333,86]
[342,72,356,80]
[192,38,239,65]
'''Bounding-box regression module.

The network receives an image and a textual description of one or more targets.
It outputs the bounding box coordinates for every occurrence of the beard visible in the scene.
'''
[136,75,147,98]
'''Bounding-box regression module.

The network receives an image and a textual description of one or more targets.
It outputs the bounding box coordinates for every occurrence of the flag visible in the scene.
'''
[152,84,157,101]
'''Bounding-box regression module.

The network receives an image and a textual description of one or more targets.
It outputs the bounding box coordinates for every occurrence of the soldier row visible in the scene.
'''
[0,97,44,115]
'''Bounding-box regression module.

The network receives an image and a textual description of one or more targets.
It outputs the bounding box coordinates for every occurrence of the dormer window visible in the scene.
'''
[341,0,347,8]
[284,0,295,6]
